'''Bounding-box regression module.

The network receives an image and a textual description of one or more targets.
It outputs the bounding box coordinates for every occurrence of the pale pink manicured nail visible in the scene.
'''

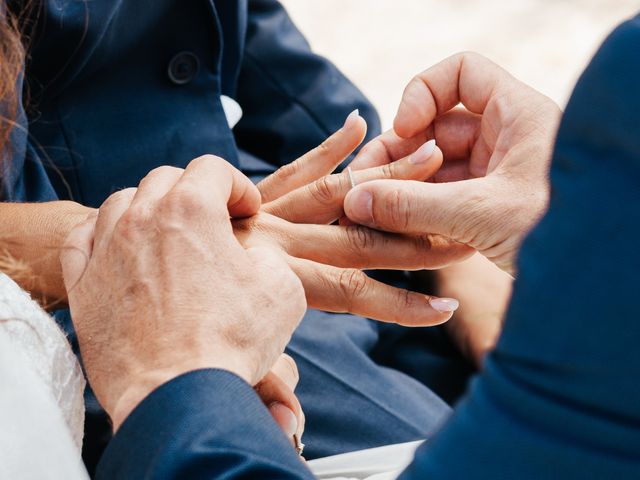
[269,402,298,437]
[429,297,459,313]
[343,109,360,130]
[408,139,436,165]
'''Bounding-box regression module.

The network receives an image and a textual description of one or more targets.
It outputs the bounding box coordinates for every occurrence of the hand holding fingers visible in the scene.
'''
[263,141,444,225]
[257,110,367,203]
[344,176,536,273]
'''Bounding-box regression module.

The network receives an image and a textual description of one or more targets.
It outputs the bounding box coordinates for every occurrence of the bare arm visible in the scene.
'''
[0,201,93,306]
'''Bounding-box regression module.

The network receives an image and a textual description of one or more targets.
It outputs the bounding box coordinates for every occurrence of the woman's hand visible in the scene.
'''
[235,112,472,326]
[257,354,305,451]
[344,53,562,274]
[0,201,93,306]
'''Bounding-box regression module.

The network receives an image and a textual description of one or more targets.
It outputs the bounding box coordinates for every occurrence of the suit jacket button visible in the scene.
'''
[168,51,200,85]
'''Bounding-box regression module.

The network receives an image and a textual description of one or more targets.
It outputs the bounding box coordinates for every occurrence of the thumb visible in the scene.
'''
[344,177,490,242]
[60,211,98,296]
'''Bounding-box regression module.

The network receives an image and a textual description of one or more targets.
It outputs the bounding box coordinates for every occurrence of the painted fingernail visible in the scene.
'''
[269,402,298,437]
[343,109,360,130]
[428,297,460,313]
[408,139,436,165]
[346,189,373,225]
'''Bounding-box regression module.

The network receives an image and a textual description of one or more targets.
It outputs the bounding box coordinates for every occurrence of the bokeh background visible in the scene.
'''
[280,1,638,129]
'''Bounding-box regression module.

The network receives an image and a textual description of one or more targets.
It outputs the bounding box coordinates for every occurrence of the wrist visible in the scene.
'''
[107,357,257,431]
[47,203,96,304]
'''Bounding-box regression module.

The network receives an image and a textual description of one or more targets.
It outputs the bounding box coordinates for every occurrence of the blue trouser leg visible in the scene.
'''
[286,308,454,459]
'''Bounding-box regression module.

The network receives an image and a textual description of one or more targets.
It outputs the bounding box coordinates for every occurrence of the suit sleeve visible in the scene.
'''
[234,0,381,172]
[399,16,640,479]
[96,369,315,480]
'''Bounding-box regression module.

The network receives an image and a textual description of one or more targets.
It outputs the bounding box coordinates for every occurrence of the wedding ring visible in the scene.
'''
[346,166,357,189]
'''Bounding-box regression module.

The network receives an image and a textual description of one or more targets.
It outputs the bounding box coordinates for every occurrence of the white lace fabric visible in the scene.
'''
[0,273,88,479]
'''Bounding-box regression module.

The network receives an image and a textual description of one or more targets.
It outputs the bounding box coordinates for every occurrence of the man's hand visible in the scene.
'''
[60,156,307,431]
[344,53,562,274]
[233,111,472,326]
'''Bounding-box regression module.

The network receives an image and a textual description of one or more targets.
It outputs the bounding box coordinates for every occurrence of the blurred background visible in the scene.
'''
[280,1,638,129]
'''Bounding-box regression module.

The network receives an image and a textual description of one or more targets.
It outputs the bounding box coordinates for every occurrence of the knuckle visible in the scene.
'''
[276,160,300,182]
[345,226,376,259]
[191,154,223,167]
[380,162,394,179]
[337,268,368,311]
[398,289,414,313]
[102,187,135,209]
[116,206,146,240]
[316,138,333,157]
[157,187,206,222]
[309,175,339,205]
[147,165,182,179]
[383,188,412,231]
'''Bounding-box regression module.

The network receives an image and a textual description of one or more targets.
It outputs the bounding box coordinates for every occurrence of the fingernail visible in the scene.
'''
[269,402,298,437]
[408,139,436,165]
[343,109,360,130]
[429,297,459,313]
[345,189,373,225]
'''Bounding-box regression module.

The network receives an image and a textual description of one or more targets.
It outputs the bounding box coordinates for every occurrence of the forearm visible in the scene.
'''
[0,201,93,305]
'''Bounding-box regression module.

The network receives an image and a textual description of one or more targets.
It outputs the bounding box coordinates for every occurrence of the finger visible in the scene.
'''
[94,188,137,248]
[60,211,98,295]
[161,156,261,244]
[258,110,367,203]
[130,166,184,208]
[394,52,513,138]
[288,256,459,327]
[264,143,444,225]
[255,371,303,438]
[349,109,482,174]
[270,354,300,391]
[349,128,429,171]
[250,216,473,270]
[344,178,487,241]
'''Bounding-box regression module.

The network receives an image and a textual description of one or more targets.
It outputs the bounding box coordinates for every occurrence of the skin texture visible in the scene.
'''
[343,52,561,361]
[238,113,471,326]
[60,157,308,433]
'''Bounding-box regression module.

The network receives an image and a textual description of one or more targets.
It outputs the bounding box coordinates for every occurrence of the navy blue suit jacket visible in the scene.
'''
[13,0,379,206]
[97,15,640,480]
